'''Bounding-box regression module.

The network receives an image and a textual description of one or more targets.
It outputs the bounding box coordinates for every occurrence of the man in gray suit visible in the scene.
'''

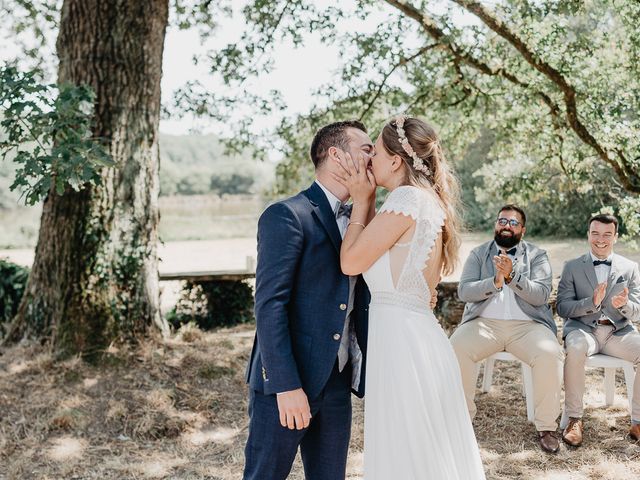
[450,204,563,453]
[557,213,640,446]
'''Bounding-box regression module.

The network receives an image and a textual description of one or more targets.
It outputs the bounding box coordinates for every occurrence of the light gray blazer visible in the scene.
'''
[457,240,556,334]
[557,253,640,338]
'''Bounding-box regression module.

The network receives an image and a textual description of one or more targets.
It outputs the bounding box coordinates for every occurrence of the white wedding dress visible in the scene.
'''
[362,186,485,479]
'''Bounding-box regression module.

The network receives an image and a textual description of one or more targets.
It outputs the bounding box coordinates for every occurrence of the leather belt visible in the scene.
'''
[597,319,613,326]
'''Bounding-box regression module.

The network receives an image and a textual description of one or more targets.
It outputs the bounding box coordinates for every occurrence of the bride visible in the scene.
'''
[332,115,486,479]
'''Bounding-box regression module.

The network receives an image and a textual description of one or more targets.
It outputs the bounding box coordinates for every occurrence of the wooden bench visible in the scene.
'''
[158,256,256,283]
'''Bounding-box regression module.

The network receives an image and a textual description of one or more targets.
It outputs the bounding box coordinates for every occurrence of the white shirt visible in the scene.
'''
[590,251,613,320]
[315,180,349,236]
[590,251,613,284]
[479,243,532,321]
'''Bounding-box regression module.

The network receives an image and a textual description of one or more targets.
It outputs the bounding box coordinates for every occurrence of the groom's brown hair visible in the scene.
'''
[310,120,367,168]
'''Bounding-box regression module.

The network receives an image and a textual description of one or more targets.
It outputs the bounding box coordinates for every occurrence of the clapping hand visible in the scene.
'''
[611,287,629,309]
[331,150,376,205]
[593,282,607,307]
[493,254,513,278]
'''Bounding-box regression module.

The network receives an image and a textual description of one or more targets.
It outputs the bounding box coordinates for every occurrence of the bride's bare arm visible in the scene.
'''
[340,210,413,275]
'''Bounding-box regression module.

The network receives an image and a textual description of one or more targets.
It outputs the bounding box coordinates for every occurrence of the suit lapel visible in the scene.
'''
[304,182,342,254]
[604,254,621,299]
[484,241,497,276]
[582,253,599,290]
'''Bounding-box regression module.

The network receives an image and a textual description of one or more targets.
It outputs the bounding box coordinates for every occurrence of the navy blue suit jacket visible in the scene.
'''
[246,182,369,400]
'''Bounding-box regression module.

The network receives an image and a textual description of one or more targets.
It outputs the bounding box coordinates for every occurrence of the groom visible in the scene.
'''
[243,121,373,480]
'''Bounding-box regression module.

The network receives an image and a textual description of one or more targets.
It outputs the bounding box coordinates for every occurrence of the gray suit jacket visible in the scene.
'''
[557,253,640,338]
[457,240,556,334]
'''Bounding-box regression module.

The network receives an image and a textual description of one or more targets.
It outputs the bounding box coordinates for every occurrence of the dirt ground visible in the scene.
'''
[1,236,640,479]
[1,322,639,480]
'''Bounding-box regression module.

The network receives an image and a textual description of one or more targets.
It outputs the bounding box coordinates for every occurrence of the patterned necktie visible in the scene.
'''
[593,259,611,266]
[336,202,352,219]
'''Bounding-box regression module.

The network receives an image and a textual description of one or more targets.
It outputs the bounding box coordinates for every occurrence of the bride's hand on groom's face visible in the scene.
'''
[331,149,376,204]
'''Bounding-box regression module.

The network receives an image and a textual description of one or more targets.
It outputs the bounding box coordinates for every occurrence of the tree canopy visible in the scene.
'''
[181,0,640,236]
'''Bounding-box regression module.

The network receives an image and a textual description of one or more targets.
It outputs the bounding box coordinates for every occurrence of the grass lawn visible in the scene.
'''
[1,323,639,479]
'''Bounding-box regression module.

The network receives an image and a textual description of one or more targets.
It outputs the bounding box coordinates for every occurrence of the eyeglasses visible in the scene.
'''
[496,217,521,228]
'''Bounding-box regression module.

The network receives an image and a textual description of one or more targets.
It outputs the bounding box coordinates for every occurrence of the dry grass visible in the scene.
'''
[1,324,639,479]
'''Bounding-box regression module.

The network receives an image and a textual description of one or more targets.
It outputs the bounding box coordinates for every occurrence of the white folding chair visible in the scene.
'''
[479,351,535,423]
[560,353,635,428]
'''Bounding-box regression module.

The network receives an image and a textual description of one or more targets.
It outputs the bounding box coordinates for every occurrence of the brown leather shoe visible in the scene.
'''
[562,417,583,447]
[538,431,560,453]
[630,424,640,441]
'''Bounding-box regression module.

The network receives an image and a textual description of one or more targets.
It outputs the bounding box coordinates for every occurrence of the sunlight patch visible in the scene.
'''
[183,426,239,446]
[83,377,99,388]
[507,450,535,462]
[590,461,635,479]
[532,471,587,480]
[7,361,29,374]
[46,436,87,462]
[346,451,363,474]
[134,457,187,478]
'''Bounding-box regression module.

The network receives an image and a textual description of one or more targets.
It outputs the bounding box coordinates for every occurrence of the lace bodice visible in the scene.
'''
[363,185,445,313]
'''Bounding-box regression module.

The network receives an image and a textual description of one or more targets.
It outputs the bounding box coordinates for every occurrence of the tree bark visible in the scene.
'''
[9,0,170,357]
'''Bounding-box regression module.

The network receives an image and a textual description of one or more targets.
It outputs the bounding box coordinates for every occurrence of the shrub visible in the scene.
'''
[167,280,254,330]
[0,259,29,336]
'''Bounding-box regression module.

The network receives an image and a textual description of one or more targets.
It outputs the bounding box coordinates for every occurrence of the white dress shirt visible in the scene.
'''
[479,243,532,321]
[590,251,613,284]
[315,180,349,235]
[590,251,613,321]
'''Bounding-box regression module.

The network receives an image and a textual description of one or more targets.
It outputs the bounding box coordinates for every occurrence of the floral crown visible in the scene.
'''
[394,115,431,175]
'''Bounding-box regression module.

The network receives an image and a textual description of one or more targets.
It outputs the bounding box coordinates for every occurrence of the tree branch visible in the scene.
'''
[450,0,640,192]
[383,0,640,193]
[359,43,437,119]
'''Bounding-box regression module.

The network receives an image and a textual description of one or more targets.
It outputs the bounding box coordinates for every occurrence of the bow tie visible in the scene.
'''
[335,202,352,219]
[593,259,611,267]
[502,247,517,256]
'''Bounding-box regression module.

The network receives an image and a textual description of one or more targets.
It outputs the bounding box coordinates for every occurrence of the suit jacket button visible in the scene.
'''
[339,303,347,311]
[333,333,341,341]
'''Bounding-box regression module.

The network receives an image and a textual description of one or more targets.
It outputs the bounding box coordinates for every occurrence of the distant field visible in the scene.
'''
[1,193,639,277]
[158,194,267,242]
[0,195,268,248]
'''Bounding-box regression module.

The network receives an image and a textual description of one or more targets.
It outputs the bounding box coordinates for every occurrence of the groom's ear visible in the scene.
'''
[327,146,338,159]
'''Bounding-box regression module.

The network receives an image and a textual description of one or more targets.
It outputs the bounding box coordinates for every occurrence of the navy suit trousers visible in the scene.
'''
[243,361,353,480]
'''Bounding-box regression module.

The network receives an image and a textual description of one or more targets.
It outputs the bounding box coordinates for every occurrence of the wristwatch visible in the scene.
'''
[505,269,515,284]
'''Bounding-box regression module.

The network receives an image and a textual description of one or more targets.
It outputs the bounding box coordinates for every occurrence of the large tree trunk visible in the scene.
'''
[10,0,170,357]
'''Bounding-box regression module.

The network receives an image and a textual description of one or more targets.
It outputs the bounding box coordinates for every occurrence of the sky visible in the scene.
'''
[158,2,391,137]
[0,1,475,141]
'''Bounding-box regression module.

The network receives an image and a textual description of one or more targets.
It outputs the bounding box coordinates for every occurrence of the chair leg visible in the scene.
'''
[522,363,535,423]
[559,407,569,430]
[622,364,635,416]
[482,358,496,393]
[604,367,615,406]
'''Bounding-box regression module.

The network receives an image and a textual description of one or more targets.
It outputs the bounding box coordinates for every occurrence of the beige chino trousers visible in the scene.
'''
[564,325,640,421]
[450,317,564,432]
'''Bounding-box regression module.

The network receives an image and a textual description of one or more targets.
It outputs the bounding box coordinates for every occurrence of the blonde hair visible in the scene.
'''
[381,116,462,276]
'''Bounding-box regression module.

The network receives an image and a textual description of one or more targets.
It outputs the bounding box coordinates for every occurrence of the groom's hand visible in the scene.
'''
[276,388,312,430]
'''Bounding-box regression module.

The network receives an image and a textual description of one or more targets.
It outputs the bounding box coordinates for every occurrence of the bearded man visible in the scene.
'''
[449,204,564,453]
